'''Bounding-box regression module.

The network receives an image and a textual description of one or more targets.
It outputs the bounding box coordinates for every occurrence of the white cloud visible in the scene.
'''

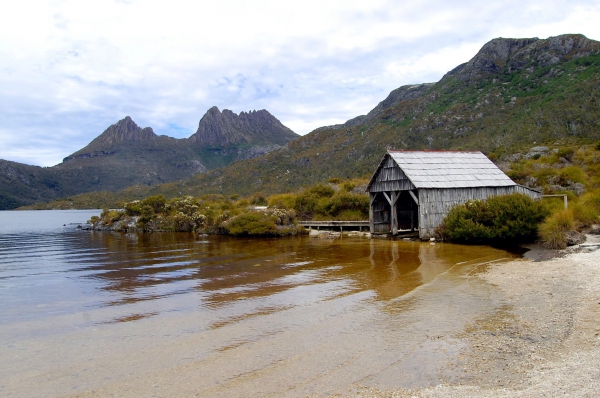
[0,0,599,166]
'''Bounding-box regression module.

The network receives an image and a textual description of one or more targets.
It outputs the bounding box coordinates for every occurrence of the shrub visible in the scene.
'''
[437,205,492,241]
[100,209,123,225]
[437,193,549,243]
[579,189,600,214]
[138,204,155,224]
[557,166,587,186]
[556,147,575,161]
[539,210,576,249]
[220,207,301,236]
[222,212,279,236]
[572,203,598,227]
[342,182,355,192]
[294,192,319,219]
[485,194,549,240]
[307,184,335,198]
[573,189,600,227]
[171,212,198,232]
[250,193,267,206]
[142,195,166,213]
[336,209,366,221]
[167,196,200,216]
[294,184,335,219]
[260,207,297,226]
[294,188,369,220]
[317,192,369,219]
[124,200,143,216]
[267,193,296,209]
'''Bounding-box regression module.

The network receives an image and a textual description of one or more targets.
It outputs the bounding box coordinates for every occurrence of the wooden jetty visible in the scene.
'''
[298,220,370,232]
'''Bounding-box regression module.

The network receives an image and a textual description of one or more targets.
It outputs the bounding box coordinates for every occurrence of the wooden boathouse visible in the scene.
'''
[367,150,542,239]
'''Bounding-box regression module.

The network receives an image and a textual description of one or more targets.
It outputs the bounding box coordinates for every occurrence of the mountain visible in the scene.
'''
[0,160,59,210]
[0,108,298,209]
[189,106,298,147]
[185,106,299,169]
[57,116,204,189]
[105,33,599,200]
[11,33,600,210]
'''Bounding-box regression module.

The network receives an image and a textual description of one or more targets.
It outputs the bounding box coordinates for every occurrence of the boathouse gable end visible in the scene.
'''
[369,156,416,192]
[367,151,541,239]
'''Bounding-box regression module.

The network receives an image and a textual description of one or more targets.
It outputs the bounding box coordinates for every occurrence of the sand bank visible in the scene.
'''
[357,237,600,397]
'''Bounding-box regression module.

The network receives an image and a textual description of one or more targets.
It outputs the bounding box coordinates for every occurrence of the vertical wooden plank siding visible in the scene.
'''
[417,186,542,238]
[369,193,375,233]
[391,191,398,235]
[372,196,391,233]
[370,154,416,193]
[367,153,543,238]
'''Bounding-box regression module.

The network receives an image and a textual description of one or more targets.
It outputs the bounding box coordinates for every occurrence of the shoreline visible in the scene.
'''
[354,236,600,397]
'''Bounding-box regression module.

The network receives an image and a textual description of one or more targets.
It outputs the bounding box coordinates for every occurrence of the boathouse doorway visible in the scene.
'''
[370,190,419,234]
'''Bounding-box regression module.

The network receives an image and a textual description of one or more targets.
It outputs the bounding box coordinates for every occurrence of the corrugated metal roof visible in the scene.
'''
[382,150,515,189]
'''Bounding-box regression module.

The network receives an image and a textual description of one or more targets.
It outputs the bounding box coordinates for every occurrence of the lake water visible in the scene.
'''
[0,210,522,397]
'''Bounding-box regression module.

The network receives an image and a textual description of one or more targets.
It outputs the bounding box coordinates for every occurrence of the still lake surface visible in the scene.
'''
[0,210,522,397]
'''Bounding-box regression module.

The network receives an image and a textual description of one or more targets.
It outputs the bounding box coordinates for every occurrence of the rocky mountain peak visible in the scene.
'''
[443,34,600,83]
[187,107,298,147]
[63,116,157,162]
[331,35,598,131]
[90,116,157,147]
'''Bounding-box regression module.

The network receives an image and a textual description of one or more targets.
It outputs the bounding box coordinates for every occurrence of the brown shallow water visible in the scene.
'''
[0,211,523,397]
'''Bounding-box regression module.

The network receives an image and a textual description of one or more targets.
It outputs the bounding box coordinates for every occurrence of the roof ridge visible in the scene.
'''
[387,149,482,153]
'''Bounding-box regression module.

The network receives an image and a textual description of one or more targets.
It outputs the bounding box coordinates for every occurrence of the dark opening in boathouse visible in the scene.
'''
[367,150,542,239]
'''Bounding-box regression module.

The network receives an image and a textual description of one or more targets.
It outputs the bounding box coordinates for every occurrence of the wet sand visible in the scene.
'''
[355,236,600,397]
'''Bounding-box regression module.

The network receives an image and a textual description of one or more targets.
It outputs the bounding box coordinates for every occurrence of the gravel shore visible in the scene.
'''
[355,236,600,397]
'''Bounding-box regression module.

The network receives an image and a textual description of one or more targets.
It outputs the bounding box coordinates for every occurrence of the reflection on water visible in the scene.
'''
[0,211,521,397]
[1,232,509,325]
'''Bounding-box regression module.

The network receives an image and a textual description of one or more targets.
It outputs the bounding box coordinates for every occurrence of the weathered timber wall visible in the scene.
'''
[367,153,542,237]
[372,198,391,233]
[417,186,542,238]
[370,156,415,193]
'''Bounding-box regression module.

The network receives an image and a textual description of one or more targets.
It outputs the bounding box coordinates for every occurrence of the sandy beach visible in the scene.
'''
[355,236,600,397]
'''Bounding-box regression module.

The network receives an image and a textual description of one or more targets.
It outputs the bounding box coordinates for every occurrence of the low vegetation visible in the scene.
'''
[290,180,369,221]
[89,195,304,236]
[538,189,600,248]
[439,142,600,247]
[538,210,577,250]
[506,144,600,195]
[438,188,600,248]
[23,141,600,247]
[87,178,370,236]
[436,193,549,243]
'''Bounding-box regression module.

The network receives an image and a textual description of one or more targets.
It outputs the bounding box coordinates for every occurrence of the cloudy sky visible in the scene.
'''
[1,0,599,166]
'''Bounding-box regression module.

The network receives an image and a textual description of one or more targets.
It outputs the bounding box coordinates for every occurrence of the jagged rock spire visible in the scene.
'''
[187,107,298,147]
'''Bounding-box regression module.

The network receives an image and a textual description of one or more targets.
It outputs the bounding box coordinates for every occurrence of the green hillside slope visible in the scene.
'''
[164,34,600,196]
[20,34,600,209]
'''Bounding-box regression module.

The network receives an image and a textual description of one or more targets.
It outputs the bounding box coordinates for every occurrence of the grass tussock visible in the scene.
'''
[538,210,576,249]
[539,190,600,249]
